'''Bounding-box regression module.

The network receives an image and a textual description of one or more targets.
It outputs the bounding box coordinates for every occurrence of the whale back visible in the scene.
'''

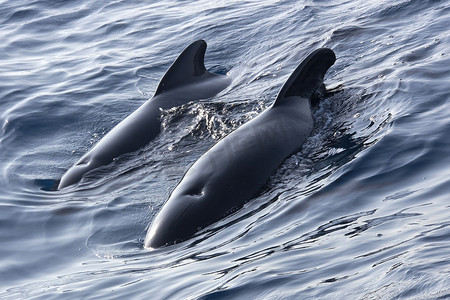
[154,39,217,96]
[274,48,336,107]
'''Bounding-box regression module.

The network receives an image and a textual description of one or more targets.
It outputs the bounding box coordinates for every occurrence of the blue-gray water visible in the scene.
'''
[1,0,449,299]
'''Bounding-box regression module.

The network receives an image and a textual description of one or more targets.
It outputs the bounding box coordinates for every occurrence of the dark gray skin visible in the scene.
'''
[145,48,336,248]
[58,40,231,189]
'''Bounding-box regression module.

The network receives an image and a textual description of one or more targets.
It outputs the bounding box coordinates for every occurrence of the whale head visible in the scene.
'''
[58,156,103,189]
[58,161,92,189]
[144,192,211,249]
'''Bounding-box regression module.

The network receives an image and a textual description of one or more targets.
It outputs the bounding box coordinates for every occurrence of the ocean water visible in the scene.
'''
[1,0,449,298]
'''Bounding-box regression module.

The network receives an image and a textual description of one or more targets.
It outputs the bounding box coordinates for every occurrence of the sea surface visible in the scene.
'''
[1,0,449,299]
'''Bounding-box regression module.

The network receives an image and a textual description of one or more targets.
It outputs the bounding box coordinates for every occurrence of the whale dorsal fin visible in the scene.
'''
[154,40,213,96]
[274,48,336,107]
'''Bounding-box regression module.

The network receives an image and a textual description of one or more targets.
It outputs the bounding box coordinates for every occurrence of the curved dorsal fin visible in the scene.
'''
[274,48,336,106]
[155,40,212,96]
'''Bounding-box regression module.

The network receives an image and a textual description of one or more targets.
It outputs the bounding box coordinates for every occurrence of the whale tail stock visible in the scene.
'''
[154,39,218,96]
[274,48,336,107]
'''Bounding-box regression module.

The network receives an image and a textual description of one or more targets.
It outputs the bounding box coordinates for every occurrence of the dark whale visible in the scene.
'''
[145,48,336,248]
[58,40,231,189]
